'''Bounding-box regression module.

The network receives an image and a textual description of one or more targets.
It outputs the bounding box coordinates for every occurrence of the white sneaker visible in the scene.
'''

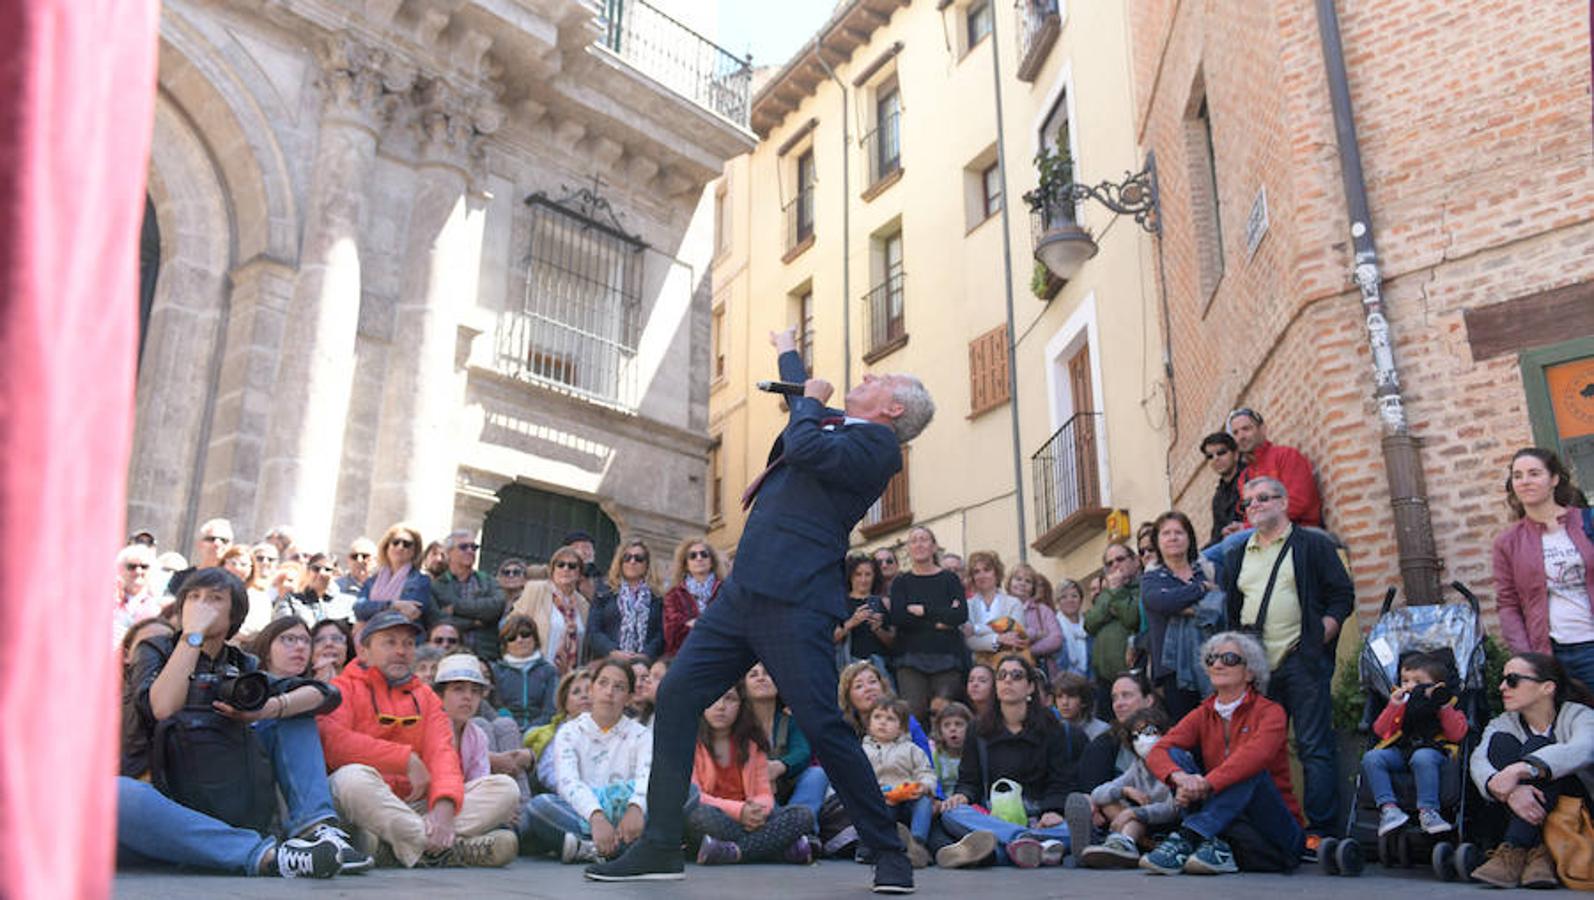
[1418,808,1454,835]
[308,822,374,873]
[562,831,600,864]
[275,835,340,879]
[1377,804,1410,836]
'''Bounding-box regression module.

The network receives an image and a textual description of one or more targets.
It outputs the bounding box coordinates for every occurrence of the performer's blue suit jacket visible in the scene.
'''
[731,350,902,622]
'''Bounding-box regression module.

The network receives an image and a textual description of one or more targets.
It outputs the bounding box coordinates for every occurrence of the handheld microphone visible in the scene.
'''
[756,380,806,396]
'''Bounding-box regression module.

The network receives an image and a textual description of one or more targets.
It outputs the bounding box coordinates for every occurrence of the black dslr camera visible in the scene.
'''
[189,666,271,712]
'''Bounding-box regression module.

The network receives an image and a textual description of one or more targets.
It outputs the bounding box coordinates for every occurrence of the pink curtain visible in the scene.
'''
[0,0,159,897]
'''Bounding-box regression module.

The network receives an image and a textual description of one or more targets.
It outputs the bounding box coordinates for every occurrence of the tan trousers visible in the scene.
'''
[328,764,519,867]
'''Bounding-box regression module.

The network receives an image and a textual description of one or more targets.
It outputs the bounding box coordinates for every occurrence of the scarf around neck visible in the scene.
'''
[617,581,652,654]
[684,574,717,615]
[370,563,412,602]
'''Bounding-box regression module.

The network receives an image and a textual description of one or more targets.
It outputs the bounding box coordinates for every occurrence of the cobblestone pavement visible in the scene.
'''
[115,855,1483,899]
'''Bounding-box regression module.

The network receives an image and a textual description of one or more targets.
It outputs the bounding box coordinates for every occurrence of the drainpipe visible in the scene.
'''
[988,9,1028,560]
[812,40,852,391]
[1315,0,1441,603]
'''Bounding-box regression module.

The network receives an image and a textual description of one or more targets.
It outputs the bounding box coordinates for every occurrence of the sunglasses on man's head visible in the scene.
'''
[553,560,582,571]
[1205,651,1245,668]
[687,549,713,560]
[1502,673,1549,688]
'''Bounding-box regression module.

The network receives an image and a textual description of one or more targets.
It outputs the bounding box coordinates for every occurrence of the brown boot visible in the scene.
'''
[1520,844,1560,889]
[1472,844,1528,888]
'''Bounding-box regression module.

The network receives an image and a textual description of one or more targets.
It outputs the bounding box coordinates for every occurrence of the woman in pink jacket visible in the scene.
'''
[1491,448,1594,689]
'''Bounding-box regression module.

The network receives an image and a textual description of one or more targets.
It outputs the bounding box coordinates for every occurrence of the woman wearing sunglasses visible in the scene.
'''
[586,538,664,661]
[277,553,355,626]
[662,539,724,658]
[510,545,590,675]
[353,523,437,630]
[490,614,559,730]
[1139,631,1304,876]
[1467,652,1594,887]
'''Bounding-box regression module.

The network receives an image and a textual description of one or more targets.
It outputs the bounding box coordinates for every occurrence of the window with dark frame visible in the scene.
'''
[796,149,816,243]
[875,84,902,182]
[708,441,723,522]
[981,162,1003,218]
[967,0,993,48]
[798,290,815,373]
[712,306,725,379]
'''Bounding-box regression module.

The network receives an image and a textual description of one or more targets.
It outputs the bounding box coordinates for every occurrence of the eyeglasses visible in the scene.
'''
[1203,448,1233,460]
[253,555,278,564]
[456,543,480,552]
[996,669,1029,682]
[553,560,582,571]
[622,553,648,564]
[276,633,311,647]
[499,567,525,577]
[350,552,372,561]
[1501,673,1550,688]
[430,636,459,647]
[389,538,415,549]
[123,562,150,571]
[687,549,713,560]
[1241,493,1282,509]
[313,633,345,647]
[1205,651,1245,668]
[369,685,422,726]
[1139,547,1157,558]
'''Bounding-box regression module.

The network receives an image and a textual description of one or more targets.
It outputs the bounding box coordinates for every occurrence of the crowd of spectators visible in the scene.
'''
[112,413,1594,886]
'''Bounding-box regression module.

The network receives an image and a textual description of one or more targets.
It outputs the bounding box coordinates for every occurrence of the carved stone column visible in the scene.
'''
[257,37,405,549]
[366,81,500,535]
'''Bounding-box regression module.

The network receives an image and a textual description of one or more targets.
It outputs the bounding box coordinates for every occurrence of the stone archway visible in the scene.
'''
[480,483,620,577]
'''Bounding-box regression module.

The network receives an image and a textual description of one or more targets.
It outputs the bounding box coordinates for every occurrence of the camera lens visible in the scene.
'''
[218,671,271,712]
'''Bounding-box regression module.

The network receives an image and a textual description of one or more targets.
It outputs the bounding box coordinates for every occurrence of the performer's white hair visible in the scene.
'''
[890,375,935,443]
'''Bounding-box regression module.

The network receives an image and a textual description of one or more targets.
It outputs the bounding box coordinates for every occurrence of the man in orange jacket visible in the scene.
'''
[318,610,519,868]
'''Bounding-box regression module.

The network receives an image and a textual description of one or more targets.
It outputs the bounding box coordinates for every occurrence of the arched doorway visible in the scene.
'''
[480,484,620,577]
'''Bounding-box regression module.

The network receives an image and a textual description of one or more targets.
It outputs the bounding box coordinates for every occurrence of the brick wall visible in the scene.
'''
[1131,0,1594,628]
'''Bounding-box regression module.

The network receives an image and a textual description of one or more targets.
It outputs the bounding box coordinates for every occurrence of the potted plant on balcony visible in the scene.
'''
[1024,145,1098,282]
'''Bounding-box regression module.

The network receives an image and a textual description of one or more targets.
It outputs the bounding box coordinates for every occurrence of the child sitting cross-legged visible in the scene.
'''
[1076,707,1178,867]
[930,701,973,801]
[1363,651,1468,836]
[864,696,939,868]
[687,684,818,865]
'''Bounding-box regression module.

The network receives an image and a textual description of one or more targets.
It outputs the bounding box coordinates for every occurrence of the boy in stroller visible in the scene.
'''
[1362,651,1468,837]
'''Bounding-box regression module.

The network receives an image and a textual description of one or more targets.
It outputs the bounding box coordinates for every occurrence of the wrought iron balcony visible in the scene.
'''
[1031,412,1109,555]
[1015,0,1062,82]
[862,268,907,360]
[861,109,903,191]
[783,186,815,253]
[600,0,752,127]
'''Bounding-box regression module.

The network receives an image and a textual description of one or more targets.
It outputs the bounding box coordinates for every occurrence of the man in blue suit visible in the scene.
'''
[587,327,935,893]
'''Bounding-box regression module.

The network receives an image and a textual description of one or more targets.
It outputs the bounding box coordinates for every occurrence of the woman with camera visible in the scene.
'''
[117,568,365,879]
[835,553,895,675]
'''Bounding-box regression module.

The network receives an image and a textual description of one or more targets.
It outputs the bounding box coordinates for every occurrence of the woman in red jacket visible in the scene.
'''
[1491,448,1594,690]
[662,538,724,658]
[1141,631,1304,875]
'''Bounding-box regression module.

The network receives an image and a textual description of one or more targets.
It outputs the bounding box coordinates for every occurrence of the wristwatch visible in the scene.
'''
[184,632,204,648]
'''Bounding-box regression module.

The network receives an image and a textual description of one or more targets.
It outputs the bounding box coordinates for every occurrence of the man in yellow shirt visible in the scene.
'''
[1219,476,1354,853]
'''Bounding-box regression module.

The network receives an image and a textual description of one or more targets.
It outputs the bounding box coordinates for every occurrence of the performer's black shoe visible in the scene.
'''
[872,850,915,894]
[584,841,685,882]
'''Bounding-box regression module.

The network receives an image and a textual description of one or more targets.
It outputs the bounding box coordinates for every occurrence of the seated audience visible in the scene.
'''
[318,610,518,868]
[888,526,968,722]
[430,654,524,845]
[840,661,931,757]
[1052,672,1108,740]
[428,622,463,652]
[251,616,314,678]
[413,645,445,686]
[1141,632,1304,875]
[1076,707,1176,868]
[661,538,722,658]
[863,697,936,867]
[1053,578,1090,678]
[1468,652,1594,888]
[121,617,175,671]
[278,553,354,625]
[114,543,162,647]
[117,568,362,879]
[929,701,972,800]
[510,545,589,674]
[1140,511,1219,722]
[1363,651,1467,837]
[1085,542,1142,717]
[1009,564,1062,676]
[687,684,818,865]
[310,619,354,682]
[430,530,503,661]
[491,614,558,730]
[743,663,826,815]
[522,659,652,864]
[586,538,664,661]
[527,666,594,793]
[353,524,436,628]
[630,657,662,727]
[965,664,995,722]
[937,655,1077,868]
[1078,671,1161,793]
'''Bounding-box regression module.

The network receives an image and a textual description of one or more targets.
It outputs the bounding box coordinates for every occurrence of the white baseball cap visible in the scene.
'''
[434,653,489,687]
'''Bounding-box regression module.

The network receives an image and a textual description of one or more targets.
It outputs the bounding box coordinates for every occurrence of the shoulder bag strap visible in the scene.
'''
[1247,530,1295,629]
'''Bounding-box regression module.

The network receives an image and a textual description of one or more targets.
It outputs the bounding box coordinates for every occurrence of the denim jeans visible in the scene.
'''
[116,777,275,875]
[1166,747,1304,859]
[1361,746,1446,810]
[890,795,933,843]
[940,804,1071,864]
[1268,650,1339,835]
[788,764,830,816]
[521,793,602,853]
[251,716,338,836]
[1553,640,1594,694]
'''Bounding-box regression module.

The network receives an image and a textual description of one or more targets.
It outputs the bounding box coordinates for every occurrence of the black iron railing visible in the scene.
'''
[861,110,902,189]
[601,0,752,127]
[863,269,906,356]
[1015,0,1061,82]
[1032,412,1102,534]
[784,186,814,251]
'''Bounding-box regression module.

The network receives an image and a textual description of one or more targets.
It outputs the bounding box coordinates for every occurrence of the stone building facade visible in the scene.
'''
[1129,1,1594,623]
[133,0,753,565]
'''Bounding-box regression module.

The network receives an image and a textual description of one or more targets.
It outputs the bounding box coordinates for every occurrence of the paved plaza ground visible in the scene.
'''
[115,855,1484,899]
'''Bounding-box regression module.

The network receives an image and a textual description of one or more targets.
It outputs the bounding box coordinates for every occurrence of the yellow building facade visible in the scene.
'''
[709,0,1171,586]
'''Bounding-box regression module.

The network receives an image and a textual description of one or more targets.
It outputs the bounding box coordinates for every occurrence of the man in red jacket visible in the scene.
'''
[1140,631,1305,876]
[1229,408,1323,528]
[319,610,518,868]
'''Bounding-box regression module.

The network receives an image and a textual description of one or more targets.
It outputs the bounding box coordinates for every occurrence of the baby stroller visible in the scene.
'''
[1319,580,1489,881]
